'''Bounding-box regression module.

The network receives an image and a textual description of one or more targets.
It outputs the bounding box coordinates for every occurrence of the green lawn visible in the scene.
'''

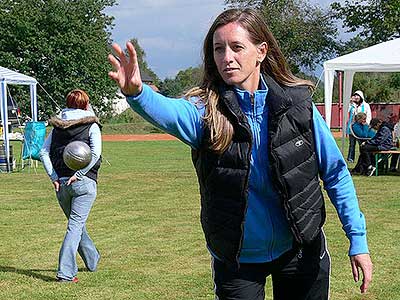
[0,140,399,300]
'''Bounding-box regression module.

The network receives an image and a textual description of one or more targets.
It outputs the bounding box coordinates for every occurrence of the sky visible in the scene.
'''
[105,0,340,80]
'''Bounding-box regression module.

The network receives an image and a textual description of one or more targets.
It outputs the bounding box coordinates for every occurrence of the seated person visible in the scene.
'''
[351,112,376,140]
[356,118,394,176]
[351,113,376,175]
[389,118,400,172]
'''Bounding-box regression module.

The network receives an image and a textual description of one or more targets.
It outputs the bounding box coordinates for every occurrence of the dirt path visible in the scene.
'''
[103,131,343,141]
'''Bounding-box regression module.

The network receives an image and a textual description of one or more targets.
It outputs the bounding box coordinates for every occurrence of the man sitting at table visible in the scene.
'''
[358,118,394,176]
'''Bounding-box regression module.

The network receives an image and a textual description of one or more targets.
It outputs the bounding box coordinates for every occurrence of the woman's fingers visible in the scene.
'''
[108,54,120,71]
[107,55,122,84]
[112,43,128,65]
[107,41,142,95]
[108,70,119,82]
[126,41,138,67]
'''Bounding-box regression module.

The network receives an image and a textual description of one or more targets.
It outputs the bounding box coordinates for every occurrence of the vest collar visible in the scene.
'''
[262,73,293,116]
[219,73,293,118]
[218,87,252,141]
[217,73,293,139]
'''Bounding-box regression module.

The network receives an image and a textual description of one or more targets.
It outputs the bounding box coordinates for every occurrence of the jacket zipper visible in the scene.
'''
[269,116,303,244]
[223,95,253,266]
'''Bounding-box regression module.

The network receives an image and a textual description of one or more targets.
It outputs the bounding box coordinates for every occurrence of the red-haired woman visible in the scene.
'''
[40,89,102,282]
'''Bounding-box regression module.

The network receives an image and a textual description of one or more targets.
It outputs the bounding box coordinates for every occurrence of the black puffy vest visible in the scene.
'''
[192,74,325,268]
[49,116,101,182]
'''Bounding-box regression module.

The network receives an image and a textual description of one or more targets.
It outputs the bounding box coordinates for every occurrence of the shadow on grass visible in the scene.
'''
[0,265,55,282]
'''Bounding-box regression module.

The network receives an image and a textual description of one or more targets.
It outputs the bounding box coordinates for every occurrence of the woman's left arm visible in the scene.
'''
[313,105,368,254]
[313,105,372,293]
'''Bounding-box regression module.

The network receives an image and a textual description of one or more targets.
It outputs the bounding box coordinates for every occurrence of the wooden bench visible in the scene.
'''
[372,149,400,176]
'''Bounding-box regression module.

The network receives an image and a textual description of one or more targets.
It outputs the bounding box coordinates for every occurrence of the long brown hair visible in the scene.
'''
[186,8,314,152]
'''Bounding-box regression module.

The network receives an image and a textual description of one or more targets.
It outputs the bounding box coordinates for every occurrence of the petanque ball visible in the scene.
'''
[63,141,92,170]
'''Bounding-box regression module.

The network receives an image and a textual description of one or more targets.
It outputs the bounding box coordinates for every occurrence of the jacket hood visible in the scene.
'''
[49,116,100,129]
[353,90,364,101]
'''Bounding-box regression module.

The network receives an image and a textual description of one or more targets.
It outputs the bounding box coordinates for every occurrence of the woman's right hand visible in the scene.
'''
[108,42,143,96]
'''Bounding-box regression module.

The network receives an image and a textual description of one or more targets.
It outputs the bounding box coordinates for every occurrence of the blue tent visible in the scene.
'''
[0,66,38,172]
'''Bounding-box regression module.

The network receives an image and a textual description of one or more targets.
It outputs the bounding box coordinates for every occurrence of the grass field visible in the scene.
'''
[0,140,399,300]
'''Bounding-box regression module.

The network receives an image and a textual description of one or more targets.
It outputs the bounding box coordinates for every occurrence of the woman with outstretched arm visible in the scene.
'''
[108,8,372,300]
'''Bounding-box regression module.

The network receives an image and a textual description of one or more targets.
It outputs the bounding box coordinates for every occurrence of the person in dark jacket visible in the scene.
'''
[39,89,102,283]
[108,8,372,300]
[358,118,394,176]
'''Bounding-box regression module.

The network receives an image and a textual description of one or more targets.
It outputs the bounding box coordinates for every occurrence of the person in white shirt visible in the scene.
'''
[346,90,372,162]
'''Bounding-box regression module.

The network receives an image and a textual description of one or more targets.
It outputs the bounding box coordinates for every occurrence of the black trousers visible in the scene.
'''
[353,144,379,174]
[212,232,330,300]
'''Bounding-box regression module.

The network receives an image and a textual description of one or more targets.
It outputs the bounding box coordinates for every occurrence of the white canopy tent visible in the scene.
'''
[323,38,400,131]
[0,66,38,172]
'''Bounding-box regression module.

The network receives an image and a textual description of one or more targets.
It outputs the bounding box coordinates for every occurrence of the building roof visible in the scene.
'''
[140,69,154,83]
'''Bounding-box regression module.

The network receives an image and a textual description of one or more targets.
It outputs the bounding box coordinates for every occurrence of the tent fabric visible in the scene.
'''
[0,66,37,85]
[0,66,38,172]
[323,38,400,128]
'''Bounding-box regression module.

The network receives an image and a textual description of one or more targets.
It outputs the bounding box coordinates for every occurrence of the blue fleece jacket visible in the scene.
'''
[127,80,369,262]
[351,122,376,139]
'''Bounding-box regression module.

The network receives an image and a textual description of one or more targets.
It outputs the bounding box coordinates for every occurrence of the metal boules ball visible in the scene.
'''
[63,141,92,171]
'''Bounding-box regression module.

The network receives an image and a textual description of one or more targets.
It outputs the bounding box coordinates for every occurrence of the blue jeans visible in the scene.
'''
[56,176,100,280]
[347,134,357,161]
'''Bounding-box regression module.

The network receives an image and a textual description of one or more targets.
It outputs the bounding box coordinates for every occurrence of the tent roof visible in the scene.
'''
[323,38,400,72]
[0,66,37,85]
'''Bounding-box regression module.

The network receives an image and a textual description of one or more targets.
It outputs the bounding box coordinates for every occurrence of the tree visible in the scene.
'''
[127,38,160,85]
[352,73,399,103]
[331,0,400,50]
[0,0,117,119]
[225,0,339,73]
[160,67,202,97]
[330,0,400,103]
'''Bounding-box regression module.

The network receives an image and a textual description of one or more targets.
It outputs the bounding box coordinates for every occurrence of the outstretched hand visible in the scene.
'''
[350,253,373,293]
[108,42,143,96]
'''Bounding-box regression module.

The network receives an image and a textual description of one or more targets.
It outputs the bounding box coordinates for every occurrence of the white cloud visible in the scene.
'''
[105,0,349,79]
[105,0,224,79]
[140,37,197,52]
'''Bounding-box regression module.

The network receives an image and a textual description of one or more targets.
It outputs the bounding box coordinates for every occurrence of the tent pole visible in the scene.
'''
[0,81,10,172]
[337,71,345,153]
[338,71,343,131]
[30,84,38,121]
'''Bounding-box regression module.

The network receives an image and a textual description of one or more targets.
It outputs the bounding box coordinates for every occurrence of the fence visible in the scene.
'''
[315,103,400,129]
